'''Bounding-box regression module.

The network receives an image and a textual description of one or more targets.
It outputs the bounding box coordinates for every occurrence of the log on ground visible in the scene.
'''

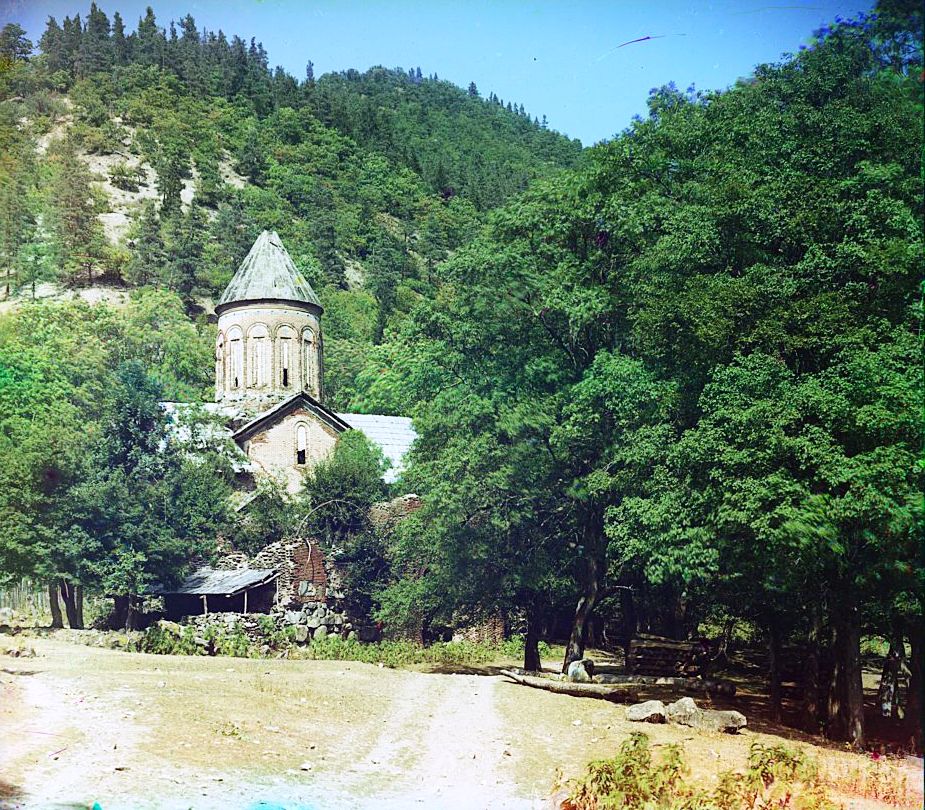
[499,669,639,703]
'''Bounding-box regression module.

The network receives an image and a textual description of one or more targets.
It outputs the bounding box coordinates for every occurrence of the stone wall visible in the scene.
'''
[251,538,331,607]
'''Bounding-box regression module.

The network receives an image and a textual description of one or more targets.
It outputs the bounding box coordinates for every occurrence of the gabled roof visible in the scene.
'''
[232,391,352,442]
[337,413,416,484]
[152,567,278,596]
[216,230,322,314]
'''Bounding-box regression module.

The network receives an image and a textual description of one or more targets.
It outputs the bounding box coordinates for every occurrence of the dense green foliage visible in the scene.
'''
[360,6,923,746]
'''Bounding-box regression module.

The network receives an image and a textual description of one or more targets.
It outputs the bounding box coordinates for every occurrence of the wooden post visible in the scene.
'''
[202,594,208,615]
[243,589,248,614]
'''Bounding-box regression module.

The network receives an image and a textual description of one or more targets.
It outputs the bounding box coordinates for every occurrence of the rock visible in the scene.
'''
[157,620,182,636]
[664,697,746,733]
[293,626,309,644]
[346,631,357,641]
[625,700,667,723]
[300,761,312,771]
[699,709,747,733]
[312,626,327,641]
[332,615,344,626]
[567,659,595,683]
[666,696,702,726]
[306,616,321,629]
[284,611,303,626]
[0,608,13,624]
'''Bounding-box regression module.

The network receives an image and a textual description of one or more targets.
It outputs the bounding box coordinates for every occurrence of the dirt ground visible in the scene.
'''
[1,636,921,810]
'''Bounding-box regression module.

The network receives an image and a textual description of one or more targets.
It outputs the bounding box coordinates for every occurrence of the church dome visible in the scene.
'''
[215,230,322,314]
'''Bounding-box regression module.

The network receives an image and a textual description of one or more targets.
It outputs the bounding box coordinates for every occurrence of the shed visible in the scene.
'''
[153,567,279,619]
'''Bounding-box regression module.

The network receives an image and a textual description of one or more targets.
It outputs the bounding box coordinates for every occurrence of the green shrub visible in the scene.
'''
[562,734,839,810]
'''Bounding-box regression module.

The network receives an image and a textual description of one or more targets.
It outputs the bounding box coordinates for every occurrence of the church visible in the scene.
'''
[205,229,414,492]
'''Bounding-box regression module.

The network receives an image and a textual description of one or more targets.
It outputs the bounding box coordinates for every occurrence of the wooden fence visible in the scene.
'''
[0,579,50,619]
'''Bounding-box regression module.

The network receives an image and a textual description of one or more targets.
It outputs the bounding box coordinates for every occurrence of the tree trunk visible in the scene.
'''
[48,581,63,629]
[59,580,82,628]
[907,621,923,754]
[827,597,864,747]
[75,584,84,628]
[112,595,129,630]
[524,604,543,672]
[618,585,637,664]
[768,619,783,723]
[877,625,903,720]
[562,514,605,673]
[801,610,822,731]
[125,595,138,631]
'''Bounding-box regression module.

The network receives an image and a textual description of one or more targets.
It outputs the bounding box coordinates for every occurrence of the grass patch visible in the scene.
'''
[293,634,550,668]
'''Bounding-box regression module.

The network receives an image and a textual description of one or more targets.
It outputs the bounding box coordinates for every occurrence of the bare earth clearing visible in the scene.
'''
[1,637,920,810]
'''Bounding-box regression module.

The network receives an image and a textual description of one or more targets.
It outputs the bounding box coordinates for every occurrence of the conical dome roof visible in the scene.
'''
[216,230,322,313]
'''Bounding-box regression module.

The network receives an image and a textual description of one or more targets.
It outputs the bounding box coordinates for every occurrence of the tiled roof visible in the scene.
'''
[216,230,321,311]
[338,413,416,484]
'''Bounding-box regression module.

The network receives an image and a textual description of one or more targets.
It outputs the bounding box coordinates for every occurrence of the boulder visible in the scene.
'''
[567,659,595,683]
[625,700,667,723]
[306,616,322,629]
[699,709,747,733]
[312,626,328,641]
[665,697,746,733]
[666,696,702,726]
[293,625,309,644]
[283,611,303,626]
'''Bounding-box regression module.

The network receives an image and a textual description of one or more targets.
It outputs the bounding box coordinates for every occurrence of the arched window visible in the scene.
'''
[302,329,315,392]
[227,327,243,390]
[248,324,270,388]
[296,423,308,465]
[278,325,296,388]
[215,333,225,392]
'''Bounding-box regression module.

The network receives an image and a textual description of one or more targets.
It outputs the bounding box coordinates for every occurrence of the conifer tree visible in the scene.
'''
[111,12,128,65]
[0,23,32,62]
[38,17,66,73]
[126,201,165,287]
[467,81,478,97]
[77,3,111,77]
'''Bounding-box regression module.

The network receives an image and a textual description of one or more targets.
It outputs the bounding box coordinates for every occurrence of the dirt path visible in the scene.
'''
[1,636,919,810]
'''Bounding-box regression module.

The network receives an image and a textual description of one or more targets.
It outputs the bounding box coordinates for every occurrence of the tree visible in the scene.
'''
[126,200,166,287]
[48,138,108,287]
[0,23,33,62]
[467,81,478,97]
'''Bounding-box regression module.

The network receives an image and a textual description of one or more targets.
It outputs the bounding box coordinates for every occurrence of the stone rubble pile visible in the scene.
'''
[276,601,354,642]
[186,612,268,644]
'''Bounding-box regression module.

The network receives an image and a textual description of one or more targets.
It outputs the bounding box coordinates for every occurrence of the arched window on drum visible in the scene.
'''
[227,327,243,390]
[215,333,225,393]
[248,323,270,387]
[296,423,308,465]
[278,325,296,389]
[302,328,315,392]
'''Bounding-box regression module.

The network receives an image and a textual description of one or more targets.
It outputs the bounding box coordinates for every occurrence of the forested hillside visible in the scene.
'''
[0,4,580,408]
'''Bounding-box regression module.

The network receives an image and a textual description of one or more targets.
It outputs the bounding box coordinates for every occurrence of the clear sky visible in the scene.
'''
[2,0,875,145]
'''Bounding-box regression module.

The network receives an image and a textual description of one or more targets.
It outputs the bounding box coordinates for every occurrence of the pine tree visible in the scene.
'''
[76,3,111,77]
[305,59,315,86]
[165,205,205,302]
[0,23,32,62]
[111,12,128,65]
[136,6,163,68]
[467,81,478,97]
[39,17,66,73]
[49,139,107,287]
[126,201,165,287]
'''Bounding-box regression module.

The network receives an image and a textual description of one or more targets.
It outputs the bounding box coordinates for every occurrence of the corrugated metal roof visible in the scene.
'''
[154,567,278,596]
[216,230,322,312]
[338,413,417,484]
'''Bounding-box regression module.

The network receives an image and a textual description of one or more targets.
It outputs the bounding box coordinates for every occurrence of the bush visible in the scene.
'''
[109,162,146,192]
[562,734,839,810]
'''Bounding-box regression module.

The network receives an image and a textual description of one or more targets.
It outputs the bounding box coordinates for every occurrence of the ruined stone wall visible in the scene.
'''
[252,538,330,607]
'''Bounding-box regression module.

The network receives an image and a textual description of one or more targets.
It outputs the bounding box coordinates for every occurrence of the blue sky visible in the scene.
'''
[2,0,875,145]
